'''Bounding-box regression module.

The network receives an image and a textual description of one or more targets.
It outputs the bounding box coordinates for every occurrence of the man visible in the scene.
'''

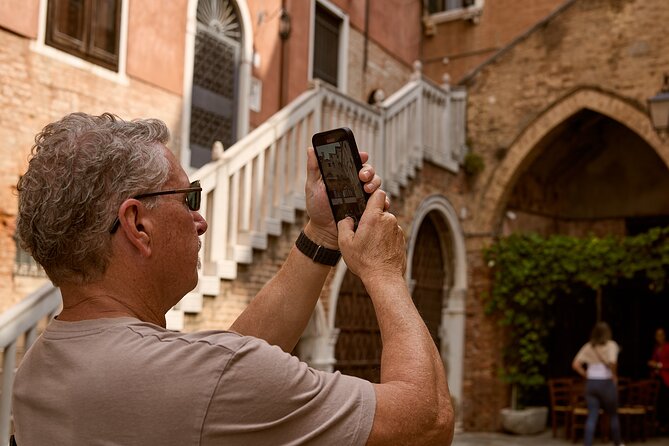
[12,113,453,445]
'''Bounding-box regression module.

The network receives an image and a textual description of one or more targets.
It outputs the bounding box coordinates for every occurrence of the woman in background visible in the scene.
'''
[572,322,624,446]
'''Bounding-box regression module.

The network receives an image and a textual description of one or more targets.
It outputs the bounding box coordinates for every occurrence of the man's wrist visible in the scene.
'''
[295,230,341,266]
[303,221,338,249]
[363,273,407,295]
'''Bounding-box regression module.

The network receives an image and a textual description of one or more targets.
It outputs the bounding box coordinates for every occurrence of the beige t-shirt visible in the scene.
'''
[573,340,619,380]
[13,317,376,445]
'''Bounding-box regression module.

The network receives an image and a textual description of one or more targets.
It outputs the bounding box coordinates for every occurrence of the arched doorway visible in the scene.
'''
[333,270,381,383]
[322,195,467,424]
[181,0,253,169]
[501,107,669,387]
[411,213,448,350]
[189,0,241,168]
[330,215,451,385]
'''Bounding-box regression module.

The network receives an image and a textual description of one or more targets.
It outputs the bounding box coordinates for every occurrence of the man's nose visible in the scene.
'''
[194,211,208,235]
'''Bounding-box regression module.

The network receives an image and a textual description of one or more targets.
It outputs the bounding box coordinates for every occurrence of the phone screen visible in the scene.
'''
[312,129,368,226]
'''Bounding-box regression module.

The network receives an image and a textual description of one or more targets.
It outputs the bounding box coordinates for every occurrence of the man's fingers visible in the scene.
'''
[364,174,382,194]
[359,151,369,164]
[306,147,321,184]
[337,217,355,241]
[366,189,387,212]
[359,163,374,182]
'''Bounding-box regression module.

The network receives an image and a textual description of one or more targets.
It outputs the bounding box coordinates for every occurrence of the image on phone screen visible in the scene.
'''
[314,139,367,224]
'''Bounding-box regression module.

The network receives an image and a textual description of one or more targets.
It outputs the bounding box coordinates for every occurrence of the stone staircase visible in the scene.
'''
[165,75,466,329]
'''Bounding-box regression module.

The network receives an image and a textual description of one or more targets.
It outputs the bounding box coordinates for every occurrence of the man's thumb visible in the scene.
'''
[337,217,355,242]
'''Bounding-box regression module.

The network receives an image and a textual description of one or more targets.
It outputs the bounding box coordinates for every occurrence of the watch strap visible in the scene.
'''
[295,231,341,266]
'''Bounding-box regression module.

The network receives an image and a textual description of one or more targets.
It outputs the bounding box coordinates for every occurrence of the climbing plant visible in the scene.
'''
[484,226,669,408]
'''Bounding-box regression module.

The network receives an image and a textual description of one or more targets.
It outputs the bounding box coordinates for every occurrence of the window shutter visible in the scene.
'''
[313,4,340,87]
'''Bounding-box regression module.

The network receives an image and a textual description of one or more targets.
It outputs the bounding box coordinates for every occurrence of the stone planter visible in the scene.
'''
[500,406,548,435]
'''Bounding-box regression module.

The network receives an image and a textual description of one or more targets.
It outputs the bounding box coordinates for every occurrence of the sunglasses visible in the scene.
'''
[109,180,202,234]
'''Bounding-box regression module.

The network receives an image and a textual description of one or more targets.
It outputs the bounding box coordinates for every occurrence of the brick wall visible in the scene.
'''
[456,0,669,430]
[422,0,564,84]
[465,0,669,218]
[0,30,183,313]
[347,27,414,104]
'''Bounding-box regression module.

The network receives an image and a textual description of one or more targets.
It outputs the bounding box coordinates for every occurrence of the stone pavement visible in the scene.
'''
[452,430,669,445]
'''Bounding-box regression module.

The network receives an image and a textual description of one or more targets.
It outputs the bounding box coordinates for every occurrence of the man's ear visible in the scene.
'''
[117,199,153,257]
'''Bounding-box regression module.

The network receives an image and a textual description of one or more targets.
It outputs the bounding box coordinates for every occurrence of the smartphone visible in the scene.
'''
[312,127,370,228]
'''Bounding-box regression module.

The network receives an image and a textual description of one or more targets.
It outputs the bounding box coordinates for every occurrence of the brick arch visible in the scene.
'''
[474,87,669,233]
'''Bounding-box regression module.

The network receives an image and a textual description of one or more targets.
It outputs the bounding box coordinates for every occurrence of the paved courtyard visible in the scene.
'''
[452,430,669,445]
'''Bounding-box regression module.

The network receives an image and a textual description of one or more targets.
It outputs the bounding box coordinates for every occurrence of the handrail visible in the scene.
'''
[0,283,61,444]
[192,78,466,280]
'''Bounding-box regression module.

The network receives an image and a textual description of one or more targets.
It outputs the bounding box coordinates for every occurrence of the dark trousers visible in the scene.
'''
[585,378,622,446]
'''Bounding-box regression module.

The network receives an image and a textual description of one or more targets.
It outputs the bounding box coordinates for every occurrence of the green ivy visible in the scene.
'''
[484,227,669,408]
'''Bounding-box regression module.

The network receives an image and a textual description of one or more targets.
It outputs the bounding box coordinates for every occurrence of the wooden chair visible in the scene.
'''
[569,380,589,443]
[643,379,660,436]
[548,377,575,438]
[569,380,608,443]
[618,379,653,442]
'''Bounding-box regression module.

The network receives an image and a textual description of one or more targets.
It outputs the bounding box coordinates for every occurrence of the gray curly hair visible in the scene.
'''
[17,112,172,285]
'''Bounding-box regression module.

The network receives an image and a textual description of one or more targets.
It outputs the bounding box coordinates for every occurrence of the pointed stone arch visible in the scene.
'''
[475,87,669,233]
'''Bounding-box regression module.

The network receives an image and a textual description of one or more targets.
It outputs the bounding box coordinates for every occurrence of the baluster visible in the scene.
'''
[313,98,323,135]
[211,166,231,264]
[241,162,252,235]
[0,340,17,444]
[265,141,279,235]
[322,98,331,131]
[297,118,308,209]
[252,150,266,239]
[230,169,241,253]
[276,134,287,220]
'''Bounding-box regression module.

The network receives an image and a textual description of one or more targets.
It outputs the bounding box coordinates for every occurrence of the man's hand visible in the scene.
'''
[305,147,384,248]
[337,189,406,281]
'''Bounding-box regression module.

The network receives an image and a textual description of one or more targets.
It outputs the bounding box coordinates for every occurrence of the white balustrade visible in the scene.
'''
[193,79,466,280]
[0,283,61,444]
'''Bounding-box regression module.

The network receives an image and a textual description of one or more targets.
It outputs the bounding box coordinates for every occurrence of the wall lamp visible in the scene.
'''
[648,74,669,131]
[279,8,291,40]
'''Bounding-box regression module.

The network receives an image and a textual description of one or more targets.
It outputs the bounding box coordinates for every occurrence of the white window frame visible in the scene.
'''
[429,0,484,24]
[308,0,349,94]
[31,0,130,84]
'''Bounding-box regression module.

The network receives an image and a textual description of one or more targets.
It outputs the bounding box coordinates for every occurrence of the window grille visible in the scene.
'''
[189,0,241,168]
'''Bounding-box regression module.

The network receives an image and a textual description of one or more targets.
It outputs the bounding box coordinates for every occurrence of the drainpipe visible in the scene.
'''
[279,1,291,108]
[362,0,370,95]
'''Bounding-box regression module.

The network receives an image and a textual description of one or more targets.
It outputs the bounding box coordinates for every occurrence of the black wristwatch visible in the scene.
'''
[295,231,341,266]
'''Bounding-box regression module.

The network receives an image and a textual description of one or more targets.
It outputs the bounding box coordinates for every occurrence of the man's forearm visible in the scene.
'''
[366,275,447,388]
[229,224,336,352]
[363,274,453,445]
